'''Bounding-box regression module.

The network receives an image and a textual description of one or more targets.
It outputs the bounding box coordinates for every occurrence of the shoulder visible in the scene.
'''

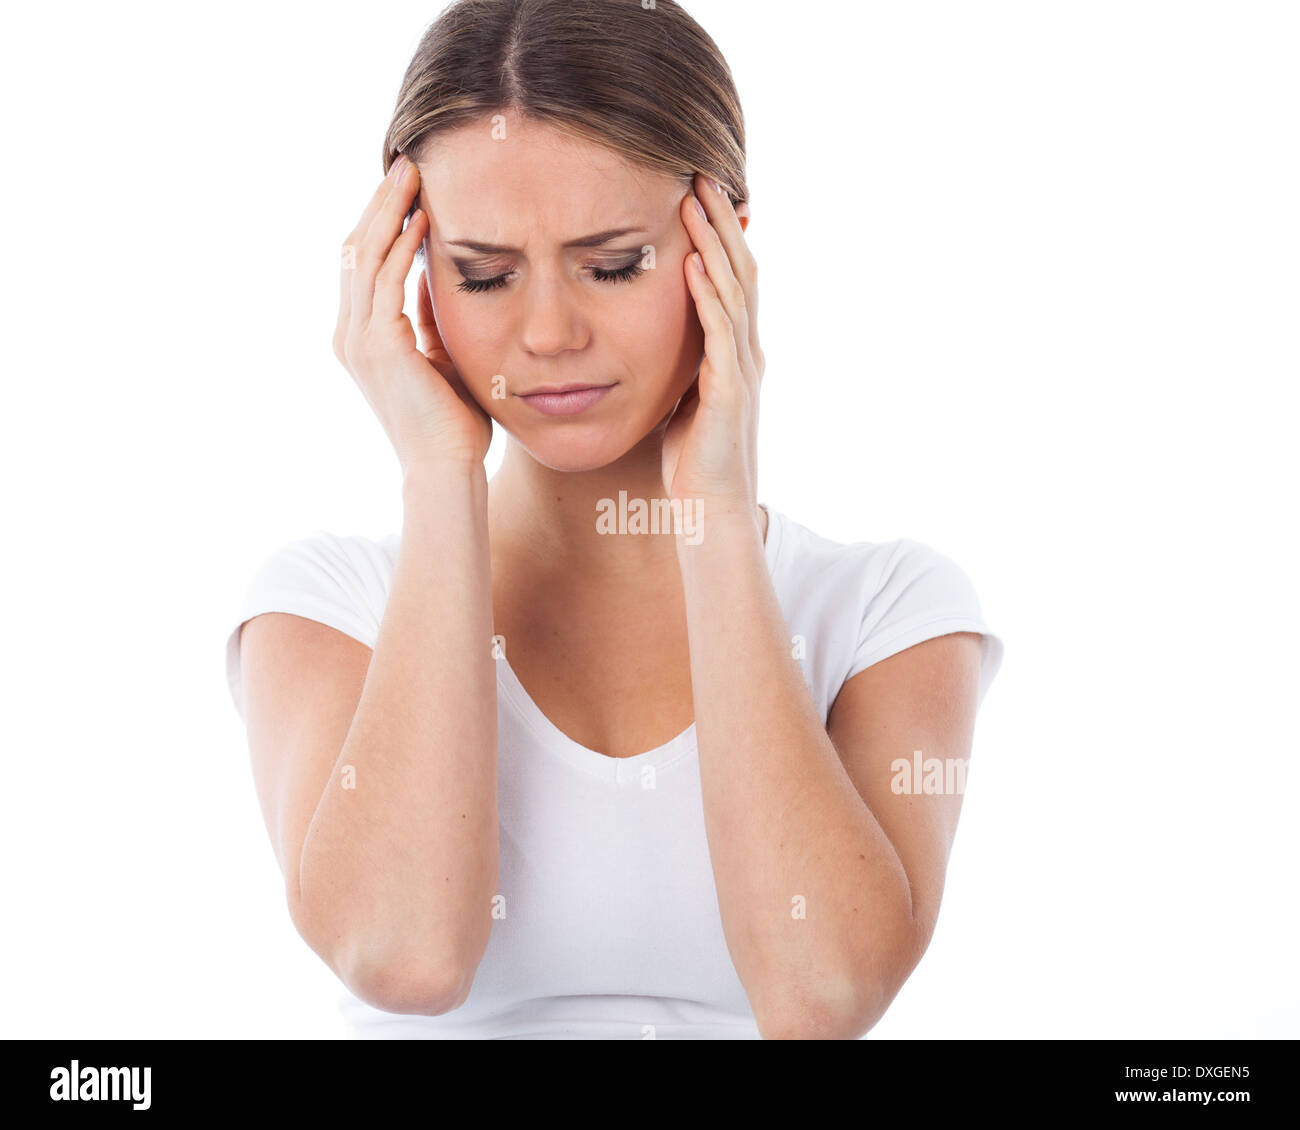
[768,508,981,613]
[764,508,1004,714]
[237,529,401,626]
[244,529,398,586]
[860,537,990,631]
[225,530,399,715]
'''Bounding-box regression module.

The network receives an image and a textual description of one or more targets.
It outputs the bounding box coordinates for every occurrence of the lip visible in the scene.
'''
[516,382,616,417]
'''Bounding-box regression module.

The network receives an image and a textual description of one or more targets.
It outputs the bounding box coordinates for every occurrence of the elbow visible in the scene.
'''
[344,953,473,1017]
[287,888,478,1017]
[755,985,876,1041]
[756,979,893,1041]
[755,935,922,1040]
[331,928,481,1016]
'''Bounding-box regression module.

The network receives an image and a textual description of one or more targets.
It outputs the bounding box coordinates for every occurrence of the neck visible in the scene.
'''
[488,433,691,582]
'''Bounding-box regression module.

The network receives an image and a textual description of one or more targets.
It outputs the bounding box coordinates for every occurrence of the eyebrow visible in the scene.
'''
[444,227,650,254]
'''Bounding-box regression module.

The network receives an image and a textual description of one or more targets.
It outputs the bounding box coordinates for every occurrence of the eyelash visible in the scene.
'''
[456,261,645,294]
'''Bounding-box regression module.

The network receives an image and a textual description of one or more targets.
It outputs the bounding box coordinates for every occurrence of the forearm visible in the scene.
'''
[678,515,916,1037]
[299,459,498,995]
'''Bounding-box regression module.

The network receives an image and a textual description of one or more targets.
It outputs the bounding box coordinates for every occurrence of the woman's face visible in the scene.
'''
[413,119,727,472]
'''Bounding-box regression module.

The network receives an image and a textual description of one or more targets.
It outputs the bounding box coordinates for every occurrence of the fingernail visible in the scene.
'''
[707,176,723,195]
[392,154,407,181]
[694,196,707,220]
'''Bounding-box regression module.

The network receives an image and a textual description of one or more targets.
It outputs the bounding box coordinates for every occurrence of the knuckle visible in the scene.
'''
[342,327,373,367]
[346,240,376,275]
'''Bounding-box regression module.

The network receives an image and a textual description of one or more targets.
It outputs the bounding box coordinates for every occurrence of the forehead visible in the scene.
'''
[414,118,684,241]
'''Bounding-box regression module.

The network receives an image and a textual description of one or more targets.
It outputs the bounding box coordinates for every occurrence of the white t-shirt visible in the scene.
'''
[224,505,1004,1039]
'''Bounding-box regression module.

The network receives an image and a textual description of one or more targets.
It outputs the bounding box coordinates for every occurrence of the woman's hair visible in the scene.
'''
[383,0,748,261]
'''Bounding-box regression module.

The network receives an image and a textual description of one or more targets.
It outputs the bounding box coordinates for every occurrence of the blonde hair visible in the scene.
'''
[382,0,748,260]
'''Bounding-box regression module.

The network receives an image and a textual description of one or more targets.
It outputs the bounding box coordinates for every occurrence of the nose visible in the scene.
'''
[518,272,589,357]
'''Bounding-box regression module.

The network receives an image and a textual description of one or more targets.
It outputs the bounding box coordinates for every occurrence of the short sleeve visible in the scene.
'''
[846,539,1004,707]
[224,531,394,719]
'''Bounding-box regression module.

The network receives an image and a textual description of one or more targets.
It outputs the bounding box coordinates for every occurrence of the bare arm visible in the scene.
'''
[238,151,499,1015]
[294,462,496,1014]
[237,466,495,1015]
[669,176,983,1038]
[678,519,981,1039]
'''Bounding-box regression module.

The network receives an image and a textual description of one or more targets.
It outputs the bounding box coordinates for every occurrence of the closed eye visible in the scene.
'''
[456,260,646,294]
[589,261,645,284]
[456,274,511,294]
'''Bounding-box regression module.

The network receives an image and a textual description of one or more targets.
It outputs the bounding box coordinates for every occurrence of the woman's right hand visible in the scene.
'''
[333,154,493,471]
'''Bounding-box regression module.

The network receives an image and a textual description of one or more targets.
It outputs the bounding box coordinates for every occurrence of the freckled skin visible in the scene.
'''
[412,118,706,473]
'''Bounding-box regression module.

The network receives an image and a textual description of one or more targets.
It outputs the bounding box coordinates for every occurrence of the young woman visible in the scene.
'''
[225,0,1004,1040]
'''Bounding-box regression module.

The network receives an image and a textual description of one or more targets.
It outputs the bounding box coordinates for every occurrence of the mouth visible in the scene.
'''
[516,382,616,417]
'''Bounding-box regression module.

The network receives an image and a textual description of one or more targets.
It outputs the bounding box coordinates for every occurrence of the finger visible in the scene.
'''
[684,251,743,401]
[682,183,755,376]
[415,268,445,359]
[693,173,757,295]
[350,156,421,330]
[339,155,410,331]
[691,173,761,367]
[354,154,411,241]
[371,208,427,324]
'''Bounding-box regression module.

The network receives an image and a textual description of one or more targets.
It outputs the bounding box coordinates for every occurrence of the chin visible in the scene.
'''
[505,415,661,474]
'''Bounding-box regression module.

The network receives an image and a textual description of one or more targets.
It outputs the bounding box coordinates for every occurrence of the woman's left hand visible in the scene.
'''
[660,173,764,523]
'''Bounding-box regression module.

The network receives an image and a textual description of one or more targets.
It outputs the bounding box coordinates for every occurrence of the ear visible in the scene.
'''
[735,201,751,233]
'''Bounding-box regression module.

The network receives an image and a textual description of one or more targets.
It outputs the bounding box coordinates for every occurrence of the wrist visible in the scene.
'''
[402,456,488,503]
[674,503,766,568]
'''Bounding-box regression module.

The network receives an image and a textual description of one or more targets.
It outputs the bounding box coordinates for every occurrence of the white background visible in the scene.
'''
[2,0,1295,1038]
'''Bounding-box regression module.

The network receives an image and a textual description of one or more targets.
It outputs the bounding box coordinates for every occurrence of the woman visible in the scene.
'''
[225,0,1004,1040]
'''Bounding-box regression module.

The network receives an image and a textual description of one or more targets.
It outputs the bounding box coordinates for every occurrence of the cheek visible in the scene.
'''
[426,270,501,380]
[615,267,702,370]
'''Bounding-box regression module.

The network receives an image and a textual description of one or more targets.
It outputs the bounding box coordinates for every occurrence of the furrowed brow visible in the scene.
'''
[445,227,650,253]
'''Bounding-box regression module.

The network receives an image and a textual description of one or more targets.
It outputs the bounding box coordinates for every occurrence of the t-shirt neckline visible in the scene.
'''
[494,503,783,783]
